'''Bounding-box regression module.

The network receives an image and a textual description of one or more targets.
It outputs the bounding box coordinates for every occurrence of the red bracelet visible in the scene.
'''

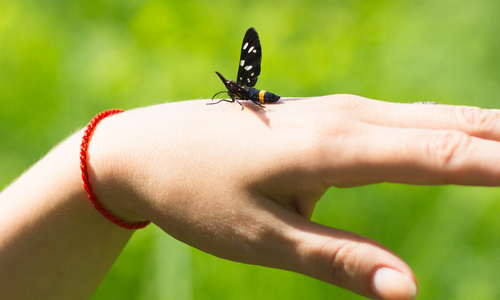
[80,109,151,230]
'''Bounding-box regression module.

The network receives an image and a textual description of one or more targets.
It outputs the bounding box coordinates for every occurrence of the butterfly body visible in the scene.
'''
[209,27,280,109]
[214,71,280,105]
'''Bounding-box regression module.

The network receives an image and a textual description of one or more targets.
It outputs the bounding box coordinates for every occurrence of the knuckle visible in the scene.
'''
[323,94,372,114]
[304,116,357,171]
[314,238,363,287]
[425,130,472,170]
[455,106,500,135]
[312,115,354,140]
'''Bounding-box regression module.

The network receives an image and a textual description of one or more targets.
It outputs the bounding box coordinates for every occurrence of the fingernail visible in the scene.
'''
[372,267,417,300]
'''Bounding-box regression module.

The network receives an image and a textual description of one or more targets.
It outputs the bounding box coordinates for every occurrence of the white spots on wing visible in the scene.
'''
[248,46,254,53]
[239,77,243,81]
[240,60,245,67]
[244,65,253,71]
[243,42,248,50]
[252,49,257,53]
[247,78,251,83]
[250,72,254,77]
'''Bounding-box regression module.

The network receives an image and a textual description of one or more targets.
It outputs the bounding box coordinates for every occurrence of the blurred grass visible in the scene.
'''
[2,0,500,299]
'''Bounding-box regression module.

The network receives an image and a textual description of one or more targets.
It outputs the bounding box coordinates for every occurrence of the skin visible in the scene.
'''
[2,94,500,300]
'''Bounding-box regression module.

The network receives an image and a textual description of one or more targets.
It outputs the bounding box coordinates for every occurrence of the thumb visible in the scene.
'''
[274,214,418,300]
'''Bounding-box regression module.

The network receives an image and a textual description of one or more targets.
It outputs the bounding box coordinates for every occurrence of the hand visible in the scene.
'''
[88,95,500,299]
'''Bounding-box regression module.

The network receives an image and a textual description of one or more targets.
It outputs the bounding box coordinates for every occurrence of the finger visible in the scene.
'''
[258,207,418,300]
[317,119,500,187]
[314,95,500,140]
[371,103,500,140]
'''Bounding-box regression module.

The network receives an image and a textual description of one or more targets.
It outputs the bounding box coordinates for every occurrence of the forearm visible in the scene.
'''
[0,130,133,300]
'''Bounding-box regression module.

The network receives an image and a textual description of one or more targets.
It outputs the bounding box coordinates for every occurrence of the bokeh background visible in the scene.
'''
[2,0,500,299]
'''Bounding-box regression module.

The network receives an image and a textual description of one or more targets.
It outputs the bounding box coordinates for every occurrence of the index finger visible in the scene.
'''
[314,95,500,140]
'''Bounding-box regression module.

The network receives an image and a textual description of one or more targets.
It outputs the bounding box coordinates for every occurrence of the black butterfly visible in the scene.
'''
[208,27,280,110]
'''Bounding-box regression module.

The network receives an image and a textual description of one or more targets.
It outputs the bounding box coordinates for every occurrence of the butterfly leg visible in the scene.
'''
[207,91,235,106]
[207,98,235,105]
[235,99,244,110]
[250,100,265,108]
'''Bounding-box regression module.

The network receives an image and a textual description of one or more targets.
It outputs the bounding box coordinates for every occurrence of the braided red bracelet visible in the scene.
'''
[80,109,151,230]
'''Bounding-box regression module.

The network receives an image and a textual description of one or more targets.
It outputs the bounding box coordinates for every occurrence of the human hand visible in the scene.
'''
[88,95,500,299]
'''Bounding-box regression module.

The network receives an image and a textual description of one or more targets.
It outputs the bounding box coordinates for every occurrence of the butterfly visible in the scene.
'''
[208,27,280,110]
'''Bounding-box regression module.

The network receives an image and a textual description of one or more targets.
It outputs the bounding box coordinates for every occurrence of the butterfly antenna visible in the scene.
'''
[207,91,230,105]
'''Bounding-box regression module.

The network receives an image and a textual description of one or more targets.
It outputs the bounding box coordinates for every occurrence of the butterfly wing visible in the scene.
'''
[236,27,262,87]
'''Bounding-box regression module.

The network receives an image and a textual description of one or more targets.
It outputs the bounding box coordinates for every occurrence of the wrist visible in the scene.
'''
[82,110,151,227]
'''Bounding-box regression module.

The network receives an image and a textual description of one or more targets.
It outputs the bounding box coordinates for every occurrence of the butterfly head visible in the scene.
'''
[215,71,240,97]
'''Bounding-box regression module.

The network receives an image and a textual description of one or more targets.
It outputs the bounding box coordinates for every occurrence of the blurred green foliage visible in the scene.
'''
[2,0,500,299]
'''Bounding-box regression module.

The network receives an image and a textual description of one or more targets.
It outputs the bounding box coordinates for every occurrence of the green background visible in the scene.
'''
[2,0,500,299]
